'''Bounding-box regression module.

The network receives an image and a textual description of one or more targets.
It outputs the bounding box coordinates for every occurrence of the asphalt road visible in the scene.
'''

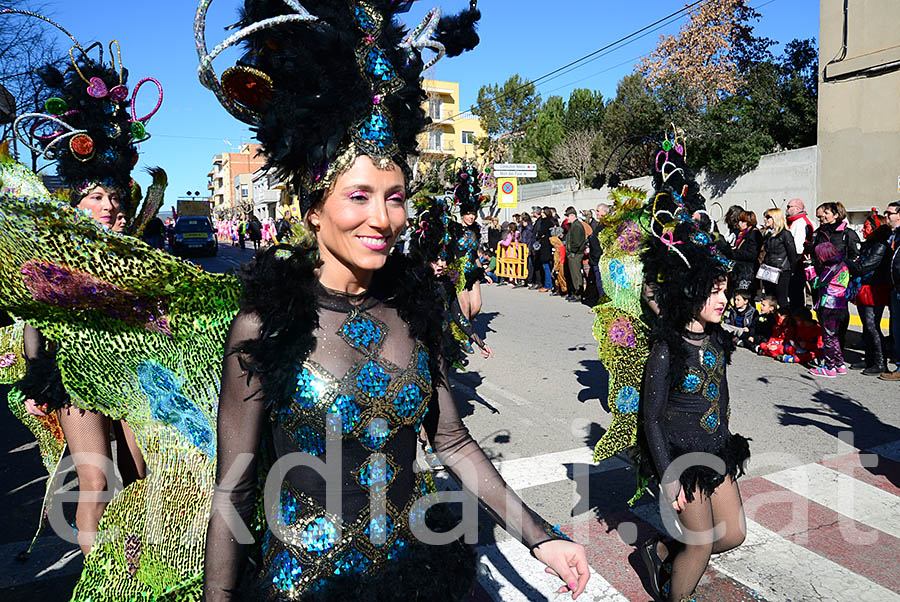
[2,246,898,601]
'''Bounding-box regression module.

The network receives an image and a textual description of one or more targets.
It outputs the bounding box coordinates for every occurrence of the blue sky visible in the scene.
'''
[12,0,819,201]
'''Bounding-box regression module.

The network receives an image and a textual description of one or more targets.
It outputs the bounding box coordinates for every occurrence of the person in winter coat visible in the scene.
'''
[534,207,554,291]
[846,212,893,374]
[809,202,861,271]
[881,202,900,380]
[786,199,814,309]
[247,215,263,251]
[563,206,587,302]
[759,208,797,309]
[275,213,293,242]
[722,289,757,347]
[730,211,763,294]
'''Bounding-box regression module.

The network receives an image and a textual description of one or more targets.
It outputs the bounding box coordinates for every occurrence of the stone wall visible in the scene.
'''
[518,146,818,229]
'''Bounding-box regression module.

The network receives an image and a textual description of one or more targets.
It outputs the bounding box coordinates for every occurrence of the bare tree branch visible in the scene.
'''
[547,129,599,190]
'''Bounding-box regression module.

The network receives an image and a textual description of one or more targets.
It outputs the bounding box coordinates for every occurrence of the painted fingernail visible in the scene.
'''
[568,582,578,590]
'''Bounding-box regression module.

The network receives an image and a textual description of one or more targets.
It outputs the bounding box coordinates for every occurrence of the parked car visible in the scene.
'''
[171,216,218,257]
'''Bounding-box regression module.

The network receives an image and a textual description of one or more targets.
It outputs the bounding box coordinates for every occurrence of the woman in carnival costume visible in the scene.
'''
[590,129,749,601]
[453,160,486,317]
[196,1,588,600]
[409,194,493,366]
[0,9,168,558]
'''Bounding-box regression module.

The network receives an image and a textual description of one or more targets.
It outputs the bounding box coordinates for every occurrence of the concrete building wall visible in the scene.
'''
[517,146,818,229]
[818,0,900,214]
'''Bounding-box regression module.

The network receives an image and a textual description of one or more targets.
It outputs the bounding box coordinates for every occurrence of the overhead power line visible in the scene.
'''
[445,0,706,122]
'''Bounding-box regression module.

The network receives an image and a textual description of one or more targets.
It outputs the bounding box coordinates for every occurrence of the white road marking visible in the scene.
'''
[477,537,627,602]
[765,462,900,540]
[495,447,628,492]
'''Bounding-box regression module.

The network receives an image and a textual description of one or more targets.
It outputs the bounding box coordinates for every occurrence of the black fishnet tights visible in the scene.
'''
[58,408,146,555]
[661,477,746,601]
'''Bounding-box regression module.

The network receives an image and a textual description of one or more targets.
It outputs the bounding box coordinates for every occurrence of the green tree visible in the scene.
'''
[563,88,605,133]
[515,95,566,180]
[600,74,665,178]
[473,75,541,140]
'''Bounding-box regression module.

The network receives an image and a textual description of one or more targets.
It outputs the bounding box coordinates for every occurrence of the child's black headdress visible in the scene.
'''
[640,125,735,374]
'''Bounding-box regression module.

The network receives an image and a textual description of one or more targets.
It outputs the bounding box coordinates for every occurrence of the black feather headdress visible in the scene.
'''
[35,55,139,206]
[640,128,735,377]
[5,12,164,210]
[409,195,462,264]
[453,160,484,216]
[195,0,481,210]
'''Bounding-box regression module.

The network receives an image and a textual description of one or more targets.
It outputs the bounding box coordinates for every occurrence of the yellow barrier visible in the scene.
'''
[496,242,529,279]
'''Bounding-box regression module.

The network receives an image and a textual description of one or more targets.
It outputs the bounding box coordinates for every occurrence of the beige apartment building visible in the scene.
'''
[818,0,900,213]
[207,143,265,215]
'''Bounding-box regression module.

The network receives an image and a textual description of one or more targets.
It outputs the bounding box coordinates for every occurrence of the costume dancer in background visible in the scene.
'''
[589,128,749,601]
[198,1,587,599]
[3,12,167,556]
[410,195,493,364]
[454,161,486,320]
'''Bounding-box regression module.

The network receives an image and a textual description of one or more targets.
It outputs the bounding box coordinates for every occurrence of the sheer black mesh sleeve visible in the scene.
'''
[204,312,267,602]
[449,297,485,350]
[423,362,565,551]
[642,341,680,501]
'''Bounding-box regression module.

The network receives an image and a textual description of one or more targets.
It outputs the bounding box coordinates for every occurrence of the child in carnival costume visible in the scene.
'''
[591,127,750,602]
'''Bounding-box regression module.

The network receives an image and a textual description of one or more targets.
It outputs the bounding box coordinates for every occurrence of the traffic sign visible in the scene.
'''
[494,163,537,171]
[494,170,537,178]
[497,177,518,209]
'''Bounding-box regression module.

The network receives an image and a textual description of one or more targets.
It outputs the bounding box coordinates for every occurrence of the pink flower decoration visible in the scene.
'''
[608,317,636,348]
[0,353,16,368]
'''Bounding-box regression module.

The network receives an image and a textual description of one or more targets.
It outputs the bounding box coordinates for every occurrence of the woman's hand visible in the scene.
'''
[532,540,590,599]
[481,344,494,359]
[24,398,48,417]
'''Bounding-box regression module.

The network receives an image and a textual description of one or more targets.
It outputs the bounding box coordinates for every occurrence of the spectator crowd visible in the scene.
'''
[408,198,900,383]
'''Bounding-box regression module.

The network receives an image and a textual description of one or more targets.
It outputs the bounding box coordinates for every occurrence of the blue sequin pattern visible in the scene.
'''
[356,360,391,398]
[301,518,338,555]
[294,425,325,456]
[265,303,434,593]
[393,382,423,418]
[136,361,215,458]
[365,48,397,81]
[328,394,361,434]
[270,550,304,591]
[295,367,326,409]
[340,313,385,353]
[360,417,390,451]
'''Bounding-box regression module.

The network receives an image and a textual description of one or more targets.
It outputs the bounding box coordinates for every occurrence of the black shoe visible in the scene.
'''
[849,361,868,370]
[863,364,888,376]
[640,538,663,600]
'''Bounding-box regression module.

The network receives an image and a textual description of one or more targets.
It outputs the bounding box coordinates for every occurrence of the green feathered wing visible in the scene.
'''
[591,187,651,473]
[0,187,240,600]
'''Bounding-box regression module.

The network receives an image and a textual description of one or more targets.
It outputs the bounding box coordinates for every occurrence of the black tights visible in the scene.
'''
[59,408,146,555]
[763,277,790,311]
[858,305,886,367]
[660,477,746,601]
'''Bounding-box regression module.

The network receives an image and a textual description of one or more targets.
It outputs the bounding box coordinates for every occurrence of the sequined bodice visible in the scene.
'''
[260,295,435,597]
